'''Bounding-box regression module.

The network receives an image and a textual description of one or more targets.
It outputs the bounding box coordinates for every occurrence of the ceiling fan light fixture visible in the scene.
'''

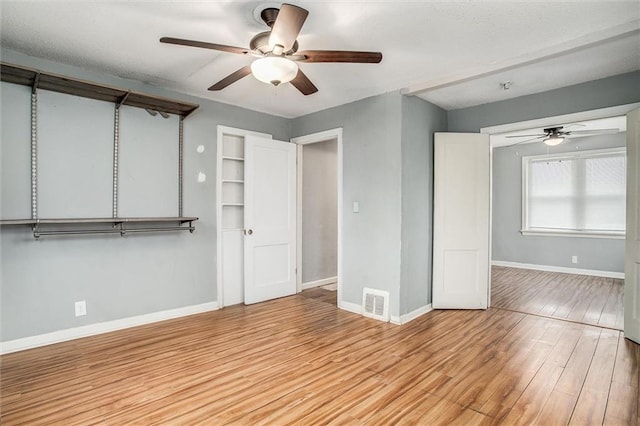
[251,56,298,86]
[544,135,564,146]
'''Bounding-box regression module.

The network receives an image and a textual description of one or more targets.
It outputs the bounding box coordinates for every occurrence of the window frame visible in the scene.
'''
[521,147,626,239]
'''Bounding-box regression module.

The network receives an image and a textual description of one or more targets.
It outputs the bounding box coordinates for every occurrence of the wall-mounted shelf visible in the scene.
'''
[1,62,200,239]
[0,62,199,117]
[0,217,198,238]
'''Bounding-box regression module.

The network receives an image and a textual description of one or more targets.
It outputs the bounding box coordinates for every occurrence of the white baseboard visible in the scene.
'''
[492,260,624,279]
[340,300,433,326]
[392,304,433,325]
[301,276,338,290]
[338,300,361,315]
[1,301,219,355]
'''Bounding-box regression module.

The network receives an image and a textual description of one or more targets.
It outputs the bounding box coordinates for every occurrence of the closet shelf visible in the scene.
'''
[0,62,199,117]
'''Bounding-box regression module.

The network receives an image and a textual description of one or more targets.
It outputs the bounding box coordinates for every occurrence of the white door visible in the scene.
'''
[244,136,297,304]
[433,132,490,309]
[625,109,640,342]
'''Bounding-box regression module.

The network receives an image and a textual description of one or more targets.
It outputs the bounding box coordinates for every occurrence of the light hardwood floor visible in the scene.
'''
[491,266,624,330]
[2,292,638,425]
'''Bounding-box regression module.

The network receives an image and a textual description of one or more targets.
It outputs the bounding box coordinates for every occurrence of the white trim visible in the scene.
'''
[216,126,272,308]
[520,229,625,239]
[301,276,338,290]
[481,103,640,138]
[338,300,361,315]
[402,304,434,324]
[292,128,342,145]
[1,301,219,355]
[339,300,433,325]
[492,260,624,279]
[291,128,343,307]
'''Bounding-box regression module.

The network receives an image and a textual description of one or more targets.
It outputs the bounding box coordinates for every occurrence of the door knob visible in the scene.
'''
[246,229,253,235]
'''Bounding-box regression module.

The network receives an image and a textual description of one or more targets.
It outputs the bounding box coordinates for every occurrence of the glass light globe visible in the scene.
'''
[251,57,298,86]
[544,136,564,146]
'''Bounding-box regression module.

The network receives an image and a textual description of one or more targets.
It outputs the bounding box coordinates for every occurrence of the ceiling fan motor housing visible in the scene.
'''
[250,31,299,56]
[260,8,279,27]
[544,126,564,135]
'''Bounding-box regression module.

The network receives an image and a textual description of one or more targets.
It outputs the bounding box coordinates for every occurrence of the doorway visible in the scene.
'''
[481,104,636,329]
[292,128,343,308]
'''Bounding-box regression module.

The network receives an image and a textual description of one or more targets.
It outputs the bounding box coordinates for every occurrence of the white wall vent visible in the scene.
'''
[362,287,390,322]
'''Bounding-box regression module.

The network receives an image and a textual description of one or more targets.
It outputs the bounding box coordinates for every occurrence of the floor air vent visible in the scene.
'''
[362,287,390,322]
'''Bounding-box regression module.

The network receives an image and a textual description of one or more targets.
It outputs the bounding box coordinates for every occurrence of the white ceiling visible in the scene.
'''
[1,1,638,118]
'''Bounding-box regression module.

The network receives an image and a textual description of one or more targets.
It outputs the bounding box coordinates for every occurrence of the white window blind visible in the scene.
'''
[523,148,626,237]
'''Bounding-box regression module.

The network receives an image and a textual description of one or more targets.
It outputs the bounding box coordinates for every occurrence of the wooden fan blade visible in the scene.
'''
[160,37,249,55]
[290,69,318,95]
[269,4,309,52]
[208,66,252,91]
[296,50,383,63]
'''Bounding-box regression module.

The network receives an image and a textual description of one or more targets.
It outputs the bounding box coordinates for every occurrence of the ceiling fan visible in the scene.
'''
[160,3,383,95]
[506,126,619,146]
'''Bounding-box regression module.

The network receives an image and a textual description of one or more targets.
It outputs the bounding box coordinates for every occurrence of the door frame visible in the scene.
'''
[480,102,640,311]
[291,128,344,305]
[216,125,272,308]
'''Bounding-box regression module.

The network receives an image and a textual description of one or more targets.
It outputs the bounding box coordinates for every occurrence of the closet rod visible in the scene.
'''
[34,226,195,238]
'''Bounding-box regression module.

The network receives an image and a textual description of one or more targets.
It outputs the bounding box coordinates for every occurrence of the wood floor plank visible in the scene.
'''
[1,289,637,425]
[604,336,640,425]
[492,266,623,330]
[569,328,620,425]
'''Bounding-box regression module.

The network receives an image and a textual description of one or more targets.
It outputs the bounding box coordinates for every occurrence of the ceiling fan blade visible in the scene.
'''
[565,128,619,135]
[269,4,309,52]
[208,65,252,91]
[296,50,383,63]
[505,133,545,138]
[514,136,546,145]
[160,37,249,55]
[290,69,318,95]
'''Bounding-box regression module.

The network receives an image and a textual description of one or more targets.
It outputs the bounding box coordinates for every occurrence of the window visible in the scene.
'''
[522,147,626,238]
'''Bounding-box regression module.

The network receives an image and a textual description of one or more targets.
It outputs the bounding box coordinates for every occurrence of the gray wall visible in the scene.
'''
[492,133,626,272]
[0,49,290,342]
[301,139,337,284]
[448,71,640,133]
[291,92,404,316]
[399,96,447,314]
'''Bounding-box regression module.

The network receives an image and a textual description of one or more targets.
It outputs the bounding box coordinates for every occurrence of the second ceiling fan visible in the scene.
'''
[160,3,383,95]
[506,125,619,146]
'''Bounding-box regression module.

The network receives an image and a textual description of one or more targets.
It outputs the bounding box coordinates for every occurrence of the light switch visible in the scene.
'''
[353,201,359,213]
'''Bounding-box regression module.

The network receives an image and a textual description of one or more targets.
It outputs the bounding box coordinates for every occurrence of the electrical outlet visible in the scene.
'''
[571,256,578,264]
[75,300,87,317]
